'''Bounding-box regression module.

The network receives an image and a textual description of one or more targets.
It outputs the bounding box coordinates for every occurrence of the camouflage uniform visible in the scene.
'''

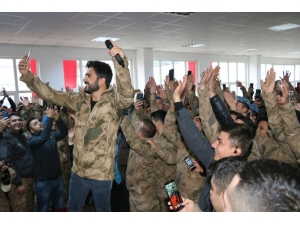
[130,108,178,211]
[120,116,160,212]
[20,57,134,181]
[261,91,299,164]
[163,110,205,203]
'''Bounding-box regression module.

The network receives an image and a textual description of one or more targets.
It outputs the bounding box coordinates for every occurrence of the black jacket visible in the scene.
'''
[174,102,214,212]
[3,130,34,186]
[28,117,68,179]
[210,94,234,124]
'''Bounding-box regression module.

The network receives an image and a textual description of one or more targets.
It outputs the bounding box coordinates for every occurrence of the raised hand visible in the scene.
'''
[236,80,243,88]
[46,107,55,118]
[0,117,10,133]
[107,39,125,59]
[149,77,157,95]
[224,91,237,110]
[173,75,187,102]
[134,99,144,112]
[260,68,276,94]
[280,70,291,83]
[199,67,213,90]
[18,55,30,76]
[156,85,166,99]
[67,109,76,120]
[20,96,30,108]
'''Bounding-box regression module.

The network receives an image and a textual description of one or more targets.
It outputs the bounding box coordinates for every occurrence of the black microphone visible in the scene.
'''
[105,40,125,68]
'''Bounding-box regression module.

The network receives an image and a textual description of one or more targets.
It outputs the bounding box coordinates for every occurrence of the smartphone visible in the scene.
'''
[164,179,184,212]
[289,91,294,103]
[255,89,261,97]
[222,84,226,90]
[169,69,174,81]
[26,49,32,61]
[184,156,196,171]
[187,70,192,76]
[1,111,8,118]
[250,83,253,88]
[136,93,143,102]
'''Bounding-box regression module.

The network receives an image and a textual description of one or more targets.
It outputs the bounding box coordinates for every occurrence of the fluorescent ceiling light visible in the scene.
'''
[268,23,300,31]
[244,49,258,52]
[288,52,300,55]
[182,44,205,48]
[91,37,120,42]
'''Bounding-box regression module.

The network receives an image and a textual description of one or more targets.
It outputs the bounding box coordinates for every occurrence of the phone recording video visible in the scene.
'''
[222,84,226,90]
[1,111,9,118]
[289,91,294,103]
[250,83,253,88]
[184,156,196,171]
[187,70,192,76]
[164,179,184,212]
[26,49,32,61]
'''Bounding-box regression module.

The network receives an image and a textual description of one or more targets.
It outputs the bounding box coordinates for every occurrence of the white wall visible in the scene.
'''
[1,43,300,92]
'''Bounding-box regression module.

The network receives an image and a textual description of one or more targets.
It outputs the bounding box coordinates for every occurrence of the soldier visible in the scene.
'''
[18,40,134,212]
[120,116,160,212]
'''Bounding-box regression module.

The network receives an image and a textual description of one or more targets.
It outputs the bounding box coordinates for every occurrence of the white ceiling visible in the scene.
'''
[1,12,300,58]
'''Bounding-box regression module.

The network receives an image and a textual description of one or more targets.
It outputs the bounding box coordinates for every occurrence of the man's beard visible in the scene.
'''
[84,80,100,94]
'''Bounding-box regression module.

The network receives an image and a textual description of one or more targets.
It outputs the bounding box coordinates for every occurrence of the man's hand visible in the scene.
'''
[224,91,237,110]
[277,80,290,105]
[190,159,204,173]
[2,88,8,98]
[108,39,125,59]
[0,160,8,171]
[53,110,60,121]
[199,67,214,90]
[0,117,9,133]
[236,80,243,88]
[65,86,73,93]
[168,196,195,212]
[149,77,157,95]
[134,100,144,112]
[146,139,156,148]
[156,85,166,99]
[260,68,276,94]
[280,70,291,83]
[46,107,55,118]
[173,75,187,103]
[20,96,30,108]
[18,55,30,76]
[67,109,76,120]
[16,184,26,194]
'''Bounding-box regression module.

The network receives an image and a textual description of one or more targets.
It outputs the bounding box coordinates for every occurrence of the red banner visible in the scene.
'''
[188,61,196,83]
[63,60,77,88]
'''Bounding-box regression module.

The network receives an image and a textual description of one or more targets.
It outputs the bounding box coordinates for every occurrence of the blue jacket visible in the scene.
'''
[28,117,68,179]
[3,130,33,186]
[174,101,214,212]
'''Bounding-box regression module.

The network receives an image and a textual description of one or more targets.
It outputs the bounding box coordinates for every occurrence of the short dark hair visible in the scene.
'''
[220,123,253,157]
[150,110,167,125]
[26,117,37,133]
[229,110,243,118]
[235,115,256,139]
[86,61,113,88]
[210,156,246,195]
[139,119,156,138]
[8,112,21,119]
[256,116,271,130]
[229,159,300,212]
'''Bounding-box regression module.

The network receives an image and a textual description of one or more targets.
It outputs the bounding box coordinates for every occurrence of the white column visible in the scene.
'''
[136,48,153,91]
[248,55,261,90]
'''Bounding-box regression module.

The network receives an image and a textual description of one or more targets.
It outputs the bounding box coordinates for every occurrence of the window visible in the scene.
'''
[152,60,197,85]
[211,62,246,96]
[0,58,38,107]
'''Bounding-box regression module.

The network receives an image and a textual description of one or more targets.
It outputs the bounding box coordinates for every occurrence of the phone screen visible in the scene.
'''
[184,157,196,170]
[187,70,192,76]
[1,111,8,118]
[136,93,143,101]
[164,180,184,212]
[250,83,253,88]
[289,91,294,102]
[223,84,226,90]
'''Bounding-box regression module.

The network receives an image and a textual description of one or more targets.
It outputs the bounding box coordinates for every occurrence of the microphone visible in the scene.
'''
[105,40,125,68]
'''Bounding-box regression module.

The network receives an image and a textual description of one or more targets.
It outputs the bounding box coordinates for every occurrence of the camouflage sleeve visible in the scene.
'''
[166,89,174,103]
[186,91,199,111]
[162,110,184,149]
[20,72,78,111]
[120,116,154,158]
[150,95,158,113]
[60,107,75,129]
[113,57,134,109]
[214,83,225,102]
[24,107,34,121]
[198,87,220,144]
[162,97,170,111]
[261,92,285,141]
[144,88,151,106]
[129,107,145,130]
[240,86,248,99]
[278,102,300,160]
[154,142,177,165]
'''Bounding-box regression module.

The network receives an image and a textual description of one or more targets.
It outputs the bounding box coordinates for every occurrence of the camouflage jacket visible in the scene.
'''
[163,110,205,202]
[198,87,220,144]
[20,57,134,180]
[261,91,299,164]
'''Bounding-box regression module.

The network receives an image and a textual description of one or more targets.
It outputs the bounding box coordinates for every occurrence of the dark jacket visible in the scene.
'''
[117,132,130,181]
[210,94,234,124]
[3,130,34,186]
[28,117,68,179]
[174,101,214,212]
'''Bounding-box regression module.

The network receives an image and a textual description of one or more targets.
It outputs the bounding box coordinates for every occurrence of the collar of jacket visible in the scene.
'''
[79,86,115,103]
[6,129,23,137]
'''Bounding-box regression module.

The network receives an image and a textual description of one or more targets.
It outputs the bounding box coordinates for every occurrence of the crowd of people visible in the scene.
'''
[0,40,299,212]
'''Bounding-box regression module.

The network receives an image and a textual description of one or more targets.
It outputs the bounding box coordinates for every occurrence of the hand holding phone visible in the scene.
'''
[164,179,184,212]
[26,49,32,61]
[222,84,226,90]
[187,70,192,76]
[184,156,196,171]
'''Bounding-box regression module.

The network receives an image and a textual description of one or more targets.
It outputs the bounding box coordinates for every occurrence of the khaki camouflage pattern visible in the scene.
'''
[186,91,199,111]
[278,102,300,161]
[163,110,205,203]
[240,86,249,99]
[287,81,300,103]
[214,83,225,102]
[198,87,220,144]
[57,137,71,207]
[150,97,158,113]
[144,88,151,107]
[261,92,299,164]
[119,116,159,212]
[20,57,134,180]
[59,107,75,129]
